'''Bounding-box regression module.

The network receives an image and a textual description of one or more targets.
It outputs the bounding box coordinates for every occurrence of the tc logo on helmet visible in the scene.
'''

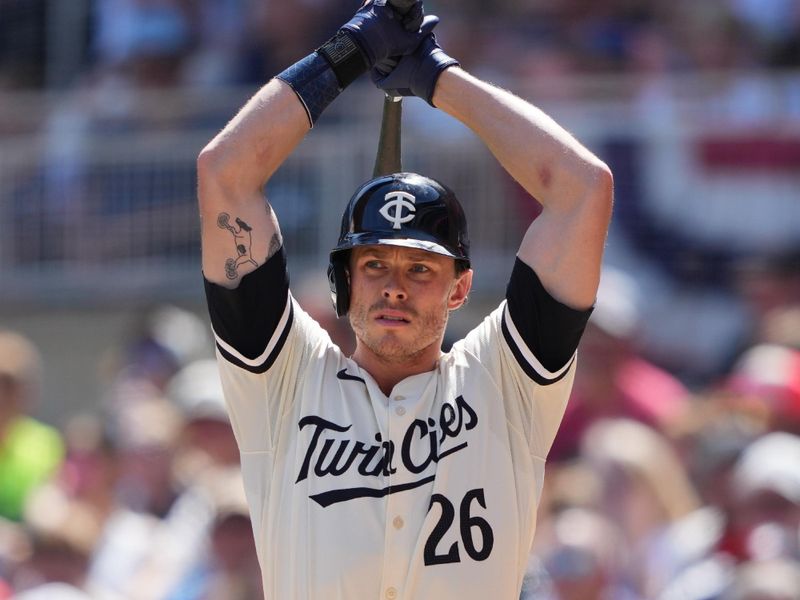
[379,191,416,230]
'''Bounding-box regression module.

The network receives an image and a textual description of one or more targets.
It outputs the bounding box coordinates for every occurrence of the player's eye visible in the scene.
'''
[409,263,430,273]
[365,260,385,269]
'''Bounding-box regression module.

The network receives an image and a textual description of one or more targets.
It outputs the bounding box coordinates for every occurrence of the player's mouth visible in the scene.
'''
[375,310,411,326]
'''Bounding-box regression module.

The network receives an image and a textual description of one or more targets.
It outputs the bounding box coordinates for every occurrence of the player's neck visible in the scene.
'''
[352,342,441,396]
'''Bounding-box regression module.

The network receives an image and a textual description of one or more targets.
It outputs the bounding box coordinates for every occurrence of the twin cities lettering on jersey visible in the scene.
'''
[296,395,478,507]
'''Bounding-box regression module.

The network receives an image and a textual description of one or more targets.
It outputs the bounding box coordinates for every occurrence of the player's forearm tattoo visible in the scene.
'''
[217,212,259,280]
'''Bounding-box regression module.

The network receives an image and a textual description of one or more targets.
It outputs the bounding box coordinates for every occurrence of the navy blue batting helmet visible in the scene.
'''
[328,172,470,317]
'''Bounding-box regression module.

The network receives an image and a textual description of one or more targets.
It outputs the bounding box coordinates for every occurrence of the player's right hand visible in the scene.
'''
[340,1,439,69]
[371,33,459,105]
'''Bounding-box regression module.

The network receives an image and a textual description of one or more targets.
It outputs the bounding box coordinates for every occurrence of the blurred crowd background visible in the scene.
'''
[2,0,800,599]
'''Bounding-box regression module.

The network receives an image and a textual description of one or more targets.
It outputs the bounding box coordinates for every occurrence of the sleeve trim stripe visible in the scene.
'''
[216,305,293,374]
[292,87,314,129]
[213,293,293,368]
[502,303,575,383]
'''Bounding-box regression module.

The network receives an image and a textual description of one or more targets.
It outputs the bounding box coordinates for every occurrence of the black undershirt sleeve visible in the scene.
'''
[503,258,593,382]
[203,247,292,372]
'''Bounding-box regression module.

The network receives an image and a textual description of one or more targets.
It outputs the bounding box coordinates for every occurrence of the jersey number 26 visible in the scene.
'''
[424,488,494,565]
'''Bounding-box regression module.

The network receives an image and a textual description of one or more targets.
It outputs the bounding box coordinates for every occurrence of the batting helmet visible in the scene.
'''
[328,172,470,317]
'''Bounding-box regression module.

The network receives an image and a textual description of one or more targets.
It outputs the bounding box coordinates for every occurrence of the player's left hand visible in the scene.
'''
[340,1,439,69]
[371,33,459,105]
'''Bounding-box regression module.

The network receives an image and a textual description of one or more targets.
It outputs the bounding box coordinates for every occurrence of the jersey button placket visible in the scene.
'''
[382,393,411,600]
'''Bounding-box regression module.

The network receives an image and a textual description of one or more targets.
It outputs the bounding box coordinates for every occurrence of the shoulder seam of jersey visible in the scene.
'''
[501,303,574,385]
[214,295,294,373]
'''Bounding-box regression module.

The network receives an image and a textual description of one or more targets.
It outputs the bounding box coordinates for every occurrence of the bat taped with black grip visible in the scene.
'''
[373,0,417,177]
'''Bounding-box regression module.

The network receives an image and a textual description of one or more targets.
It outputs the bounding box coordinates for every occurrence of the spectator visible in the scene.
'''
[536,508,638,600]
[667,391,760,510]
[721,558,800,600]
[726,344,800,434]
[102,305,210,436]
[165,470,262,600]
[14,537,89,595]
[105,359,247,599]
[551,268,690,459]
[720,432,800,563]
[580,418,703,597]
[83,398,182,598]
[167,358,240,480]
[20,413,140,597]
[0,331,64,522]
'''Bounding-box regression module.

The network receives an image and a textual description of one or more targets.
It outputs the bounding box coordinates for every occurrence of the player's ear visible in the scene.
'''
[448,268,472,310]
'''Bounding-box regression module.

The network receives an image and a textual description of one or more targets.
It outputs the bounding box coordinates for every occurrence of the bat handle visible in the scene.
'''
[373,94,403,177]
[372,0,415,177]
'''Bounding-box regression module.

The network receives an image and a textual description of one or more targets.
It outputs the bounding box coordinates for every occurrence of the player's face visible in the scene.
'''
[348,245,471,364]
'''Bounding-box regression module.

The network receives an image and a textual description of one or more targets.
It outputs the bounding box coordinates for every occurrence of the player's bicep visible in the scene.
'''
[517,187,611,311]
[197,79,308,287]
[199,187,283,288]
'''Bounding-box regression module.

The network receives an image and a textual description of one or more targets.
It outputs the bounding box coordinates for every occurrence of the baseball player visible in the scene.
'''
[198,1,612,598]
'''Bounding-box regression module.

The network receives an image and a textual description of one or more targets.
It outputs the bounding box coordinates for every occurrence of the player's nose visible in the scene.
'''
[382,270,408,301]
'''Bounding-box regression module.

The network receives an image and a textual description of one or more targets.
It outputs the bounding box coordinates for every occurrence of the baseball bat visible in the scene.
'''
[373,0,417,177]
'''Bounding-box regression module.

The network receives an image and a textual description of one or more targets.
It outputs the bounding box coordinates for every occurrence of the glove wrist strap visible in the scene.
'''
[318,31,369,88]
[424,58,459,106]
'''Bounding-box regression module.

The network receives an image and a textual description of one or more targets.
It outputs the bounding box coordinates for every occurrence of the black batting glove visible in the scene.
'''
[339,0,439,69]
[371,33,459,106]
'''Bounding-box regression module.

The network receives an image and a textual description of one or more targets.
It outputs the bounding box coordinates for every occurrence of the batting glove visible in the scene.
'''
[340,1,439,69]
[371,34,459,106]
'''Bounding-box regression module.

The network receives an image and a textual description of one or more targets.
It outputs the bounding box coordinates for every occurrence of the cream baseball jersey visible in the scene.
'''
[204,249,591,599]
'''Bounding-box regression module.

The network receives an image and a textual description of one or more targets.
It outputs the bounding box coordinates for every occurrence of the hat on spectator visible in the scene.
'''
[113,395,183,451]
[146,306,212,367]
[732,432,800,503]
[167,359,228,422]
[590,267,641,339]
[202,466,249,522]
[727,344,800,421]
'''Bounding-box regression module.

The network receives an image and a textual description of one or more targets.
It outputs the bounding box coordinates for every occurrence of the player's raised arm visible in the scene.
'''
[373,39,613,310]
[435,69,613,309]
[197,0,439,288]
[197,81,306,287]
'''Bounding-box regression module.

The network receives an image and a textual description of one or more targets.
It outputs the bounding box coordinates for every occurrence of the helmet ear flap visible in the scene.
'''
[327,253,350,318]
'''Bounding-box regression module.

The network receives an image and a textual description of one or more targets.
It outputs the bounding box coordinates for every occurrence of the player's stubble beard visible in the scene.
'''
[348,295,450,365]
